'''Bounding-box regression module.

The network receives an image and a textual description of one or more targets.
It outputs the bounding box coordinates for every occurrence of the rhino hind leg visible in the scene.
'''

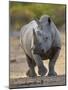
[48,47,60,76]
[26,55,37,77]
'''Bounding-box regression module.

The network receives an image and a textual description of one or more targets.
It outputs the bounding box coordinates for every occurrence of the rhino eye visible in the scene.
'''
[37,31,41,36]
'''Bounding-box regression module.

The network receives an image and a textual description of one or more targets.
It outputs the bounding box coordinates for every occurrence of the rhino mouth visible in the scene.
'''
[33,46,52,58]
[33,48,45,55]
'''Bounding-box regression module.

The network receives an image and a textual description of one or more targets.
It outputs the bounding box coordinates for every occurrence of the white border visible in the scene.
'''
[10,0,67,4]
[0,0,68,90]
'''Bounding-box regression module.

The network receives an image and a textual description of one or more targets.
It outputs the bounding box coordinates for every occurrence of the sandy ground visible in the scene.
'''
[9,30,66,88]
[10,31,65,78]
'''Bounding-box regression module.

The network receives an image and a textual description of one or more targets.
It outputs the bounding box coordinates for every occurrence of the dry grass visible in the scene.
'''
[10,75,66,89]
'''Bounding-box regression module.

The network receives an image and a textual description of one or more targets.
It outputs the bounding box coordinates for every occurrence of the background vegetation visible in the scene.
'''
[9,2,66,31]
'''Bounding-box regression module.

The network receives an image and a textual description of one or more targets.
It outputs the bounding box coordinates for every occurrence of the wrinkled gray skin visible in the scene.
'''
[20,15,61,77]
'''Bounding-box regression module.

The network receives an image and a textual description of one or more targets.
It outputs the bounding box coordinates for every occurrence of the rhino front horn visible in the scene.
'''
[33,28,38,44]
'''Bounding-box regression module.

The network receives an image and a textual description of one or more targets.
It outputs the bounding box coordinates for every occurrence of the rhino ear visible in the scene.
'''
[48,17,51,25]
[35,18,40,26]
[33,28,38,44]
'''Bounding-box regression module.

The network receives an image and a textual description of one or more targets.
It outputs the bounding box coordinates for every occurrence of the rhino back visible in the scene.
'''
[20,20,38,58]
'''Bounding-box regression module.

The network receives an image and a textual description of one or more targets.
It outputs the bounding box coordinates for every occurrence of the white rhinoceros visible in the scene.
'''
[20,15,61,77]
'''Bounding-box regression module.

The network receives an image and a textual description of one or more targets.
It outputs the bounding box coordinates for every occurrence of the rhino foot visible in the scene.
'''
[38,66,47,76]
[26,69,37,77]
[48,71,57,76]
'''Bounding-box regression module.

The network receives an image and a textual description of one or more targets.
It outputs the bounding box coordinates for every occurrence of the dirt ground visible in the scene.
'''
[9,30,66,88]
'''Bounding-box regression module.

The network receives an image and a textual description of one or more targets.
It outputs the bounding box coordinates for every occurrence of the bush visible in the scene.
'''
[9,2,66,31]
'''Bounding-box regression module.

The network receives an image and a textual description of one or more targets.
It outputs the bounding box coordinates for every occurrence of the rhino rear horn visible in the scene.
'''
[33,28,38,44]
[48,17,51,25]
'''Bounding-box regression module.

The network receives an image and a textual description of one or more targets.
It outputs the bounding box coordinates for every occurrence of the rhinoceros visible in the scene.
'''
[20,15,61,77]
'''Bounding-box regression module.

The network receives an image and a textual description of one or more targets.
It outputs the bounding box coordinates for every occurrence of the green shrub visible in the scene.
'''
[9,2,66,31]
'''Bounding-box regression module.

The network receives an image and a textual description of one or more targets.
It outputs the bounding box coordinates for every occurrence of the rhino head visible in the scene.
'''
[32,16,53,56]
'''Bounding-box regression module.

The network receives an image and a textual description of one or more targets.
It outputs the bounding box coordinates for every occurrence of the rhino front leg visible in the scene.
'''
[26,55,37,77]
[48,48,60,76]
[32,54,47,76]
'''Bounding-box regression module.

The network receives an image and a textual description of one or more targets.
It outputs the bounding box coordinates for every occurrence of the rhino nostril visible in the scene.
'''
[41,49,44,53]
